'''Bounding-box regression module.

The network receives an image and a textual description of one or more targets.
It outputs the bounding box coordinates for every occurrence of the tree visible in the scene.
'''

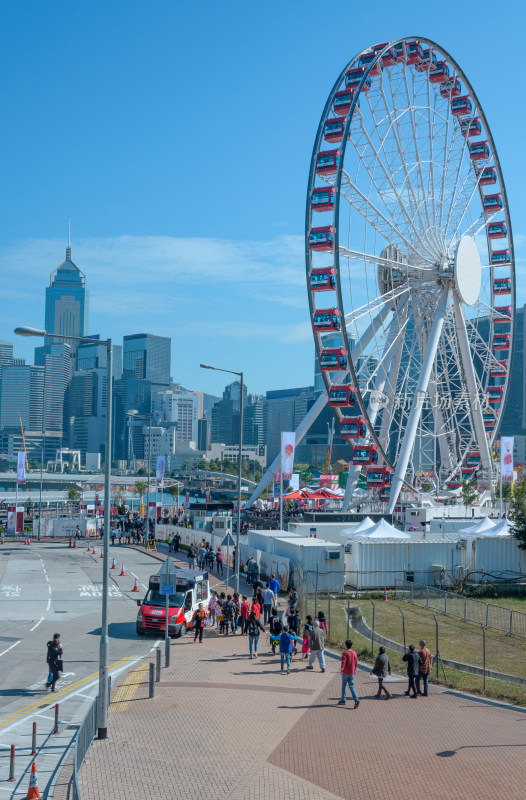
[460,477,478,507]
[113,489,127,515]
[134,480,148,511]
[510,478,526,549]
[67,487,81,505]
[166,485,181,506]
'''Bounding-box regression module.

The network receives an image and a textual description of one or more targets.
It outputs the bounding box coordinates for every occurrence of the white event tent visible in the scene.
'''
[458,517,496,536]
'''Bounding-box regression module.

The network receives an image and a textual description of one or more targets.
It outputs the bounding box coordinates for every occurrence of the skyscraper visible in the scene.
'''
[44,242,88,357]
[123,334,171,389]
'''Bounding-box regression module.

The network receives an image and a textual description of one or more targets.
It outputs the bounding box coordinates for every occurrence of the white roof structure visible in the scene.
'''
[459,517,496,536]
[340,517,376,539]
[350,517,413,541]
[482,518,511,537]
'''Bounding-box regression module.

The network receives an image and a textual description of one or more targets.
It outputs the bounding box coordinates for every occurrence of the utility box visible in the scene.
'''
[430,564,444,583]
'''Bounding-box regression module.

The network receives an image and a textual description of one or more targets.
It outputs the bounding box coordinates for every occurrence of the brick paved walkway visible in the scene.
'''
[73,546,526,800]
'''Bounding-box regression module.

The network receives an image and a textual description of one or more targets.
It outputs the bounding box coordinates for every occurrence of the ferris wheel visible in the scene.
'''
[306,37,515,514]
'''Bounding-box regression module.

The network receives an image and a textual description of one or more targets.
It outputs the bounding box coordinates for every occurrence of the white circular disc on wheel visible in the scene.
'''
[454,236,481,306]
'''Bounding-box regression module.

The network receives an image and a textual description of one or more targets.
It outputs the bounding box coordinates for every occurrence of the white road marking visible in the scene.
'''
[46,599,51,611]
[0,640,21,658]
[29,618,44,632]
[128,570,148,590]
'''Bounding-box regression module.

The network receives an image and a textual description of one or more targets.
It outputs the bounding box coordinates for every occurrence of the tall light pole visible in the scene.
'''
[26,441,44,541]
[15,325,113,740]
[200,363,243,593]
[127,411,153,536]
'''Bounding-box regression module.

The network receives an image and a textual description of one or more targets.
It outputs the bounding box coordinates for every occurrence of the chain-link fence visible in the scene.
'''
[295,570,526,706]
[400,582,526,639]
[72,697,98,800]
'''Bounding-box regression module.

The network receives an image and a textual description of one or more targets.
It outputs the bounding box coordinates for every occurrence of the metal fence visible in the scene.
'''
[400,582,526,639]
[72,698,98,800]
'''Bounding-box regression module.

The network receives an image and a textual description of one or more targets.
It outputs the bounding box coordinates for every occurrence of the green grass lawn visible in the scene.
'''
[306,593,526,707]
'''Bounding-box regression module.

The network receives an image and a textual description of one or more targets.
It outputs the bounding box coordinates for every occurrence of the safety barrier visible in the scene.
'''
[72,698,98,800]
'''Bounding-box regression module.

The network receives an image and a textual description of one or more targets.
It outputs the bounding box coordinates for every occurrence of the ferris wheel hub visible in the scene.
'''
[454,236,481,306]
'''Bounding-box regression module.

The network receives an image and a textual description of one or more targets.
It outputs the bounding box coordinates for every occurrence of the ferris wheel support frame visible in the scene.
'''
[387,286,451,513]
[244,303,392,508]
[452,293,493,471]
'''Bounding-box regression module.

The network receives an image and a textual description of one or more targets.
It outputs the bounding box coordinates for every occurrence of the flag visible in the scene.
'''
[156,455,165,484]
[17,451,25,485]
[501,437,514,483]
[281,432,296,480]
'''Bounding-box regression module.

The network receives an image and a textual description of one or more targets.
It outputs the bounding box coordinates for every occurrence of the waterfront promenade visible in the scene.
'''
[54,546,526,800]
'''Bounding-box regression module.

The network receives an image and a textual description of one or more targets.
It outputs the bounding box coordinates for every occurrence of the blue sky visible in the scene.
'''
[0,0,524,396]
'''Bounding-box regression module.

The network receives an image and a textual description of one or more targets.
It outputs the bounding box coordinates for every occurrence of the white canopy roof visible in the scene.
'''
[352,517,413,540]
[459,517,496,536]
[482,518,511,537]
[340,517,375,539]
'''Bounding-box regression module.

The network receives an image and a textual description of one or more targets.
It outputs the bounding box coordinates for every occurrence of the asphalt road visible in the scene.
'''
[0,540,164,798]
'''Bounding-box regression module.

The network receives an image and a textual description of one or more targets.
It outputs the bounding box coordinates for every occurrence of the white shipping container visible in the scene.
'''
[273,537,345,592]
[247,529,300,554]
[473,536,526,579]
[346,540,458,589]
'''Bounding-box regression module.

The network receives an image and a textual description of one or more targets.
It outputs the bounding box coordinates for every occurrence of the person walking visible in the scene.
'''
[306,619,326,672]
[262,583,276,624]
[417,640,432,696]
[192,603,207,643]
[288,609,301,655]
[188,544,197,569]
[316,610,328,634]
[288,586,298,612]
[246,611,265,658]
[301,626,310,660]
[268,575,280,598]
[269,607,283,654]
[167,533,173,552]
[371,646,392,699]
[173,532,180,552]
[222,594,236,635]
[337,640,359,708]
[246,555,258,585]
[402,644,422,698]
[46,634,63,693]
[240,595,250,634]
[215,547,224,575]
[208,591,219,628]
[277,625,297,674]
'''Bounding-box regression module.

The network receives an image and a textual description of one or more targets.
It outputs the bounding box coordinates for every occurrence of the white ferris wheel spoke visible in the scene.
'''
[452,295,493,470]
[387,286,451,512]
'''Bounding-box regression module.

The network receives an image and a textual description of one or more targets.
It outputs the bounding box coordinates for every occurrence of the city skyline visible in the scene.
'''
[0,3,523,396]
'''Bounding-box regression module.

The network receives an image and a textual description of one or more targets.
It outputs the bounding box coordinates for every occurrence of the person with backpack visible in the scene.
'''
[275,625,297,674]
[288,609,301,655]
[269,607,283,654]
[188,545,197,569]
[222,594,236,635]
[246,611,265,658]
[402,644,422,698]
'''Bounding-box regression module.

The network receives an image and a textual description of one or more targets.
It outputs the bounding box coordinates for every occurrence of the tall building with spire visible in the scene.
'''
[43,234,88,357]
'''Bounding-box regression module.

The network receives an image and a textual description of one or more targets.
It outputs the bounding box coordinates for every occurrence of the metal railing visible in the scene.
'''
[72,698,98,800]
[401,582,526,639]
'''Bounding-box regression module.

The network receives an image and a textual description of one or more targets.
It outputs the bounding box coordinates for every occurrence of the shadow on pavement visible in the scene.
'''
[86,622,137,639]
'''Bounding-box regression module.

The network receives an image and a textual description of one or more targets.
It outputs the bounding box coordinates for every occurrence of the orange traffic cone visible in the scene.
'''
[87,544,91,553]
[25,761,40,799]
[111,558,116,569]
[100,550,104,558]
[73,539,77,549]
[383,587,387,601]
[120,563,126,576]
[92,547,97,556]
[132,577,139,592]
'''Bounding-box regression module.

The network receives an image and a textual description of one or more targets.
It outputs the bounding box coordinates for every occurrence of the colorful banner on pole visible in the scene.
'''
[17,451,26,485]
[281,432,296,480]
[501,436,514,482]
[156,455,165,484]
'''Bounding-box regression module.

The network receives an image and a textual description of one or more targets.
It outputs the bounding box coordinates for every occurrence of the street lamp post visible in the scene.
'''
[15,325,113,740]
[200,363,243,593]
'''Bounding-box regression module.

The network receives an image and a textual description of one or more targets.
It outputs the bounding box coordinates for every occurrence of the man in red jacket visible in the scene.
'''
[338,639,359,709]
